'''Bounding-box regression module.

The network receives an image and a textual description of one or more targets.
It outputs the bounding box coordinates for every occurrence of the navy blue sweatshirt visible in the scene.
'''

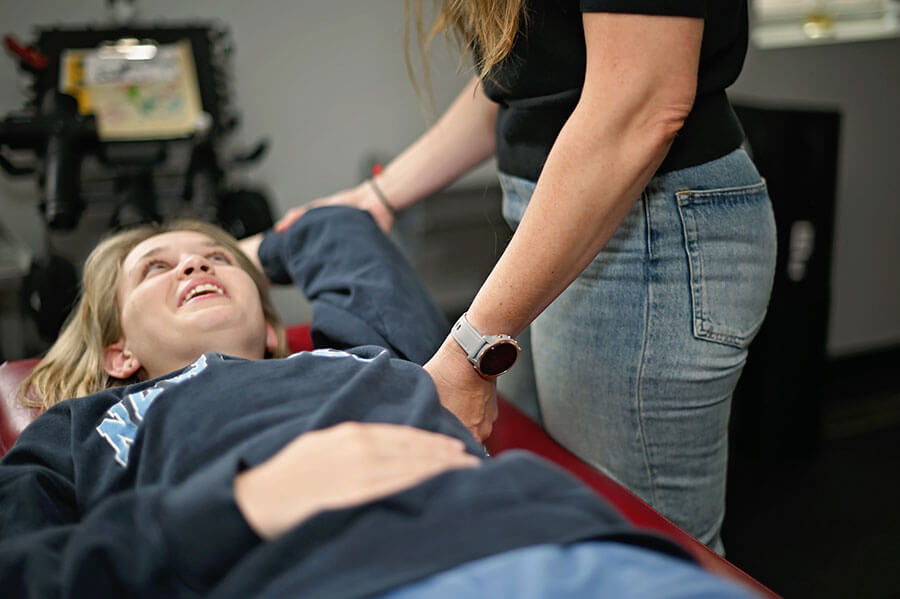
[0,207,686,598]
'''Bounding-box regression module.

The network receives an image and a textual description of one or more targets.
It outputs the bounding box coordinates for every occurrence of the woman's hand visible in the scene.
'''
[424,336,498,442]
[275,180,395,235]
[233,422,479,540]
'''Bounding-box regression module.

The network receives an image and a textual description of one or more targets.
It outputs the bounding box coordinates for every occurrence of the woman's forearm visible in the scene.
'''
[463,14,702,337]
[377,76,498,210]
[465,104,679,336]
[272,77,497,235]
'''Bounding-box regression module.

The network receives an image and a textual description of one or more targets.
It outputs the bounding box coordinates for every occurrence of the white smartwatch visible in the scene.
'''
[450,313,519,378]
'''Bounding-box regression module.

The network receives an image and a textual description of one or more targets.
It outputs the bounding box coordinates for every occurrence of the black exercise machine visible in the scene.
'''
[0,21,275,344]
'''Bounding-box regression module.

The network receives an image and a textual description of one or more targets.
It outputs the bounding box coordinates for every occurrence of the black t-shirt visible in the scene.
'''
[482,0,748,180]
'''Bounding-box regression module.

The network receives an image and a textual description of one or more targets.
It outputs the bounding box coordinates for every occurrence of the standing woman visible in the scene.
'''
[280,1,776,553]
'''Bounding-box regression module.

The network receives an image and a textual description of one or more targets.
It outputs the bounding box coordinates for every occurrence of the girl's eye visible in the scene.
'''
[141,260,169,277]
[208,252,232,264]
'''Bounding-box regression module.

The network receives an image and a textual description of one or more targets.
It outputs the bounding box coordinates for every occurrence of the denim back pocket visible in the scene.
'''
[676,180,776,349]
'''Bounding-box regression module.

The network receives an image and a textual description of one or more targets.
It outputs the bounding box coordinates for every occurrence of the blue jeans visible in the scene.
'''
[382,541,755,598]
[497,149,776,553]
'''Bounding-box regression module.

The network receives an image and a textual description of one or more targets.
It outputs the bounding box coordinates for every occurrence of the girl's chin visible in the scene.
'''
[182,313,265,344]
[182,303,243,325]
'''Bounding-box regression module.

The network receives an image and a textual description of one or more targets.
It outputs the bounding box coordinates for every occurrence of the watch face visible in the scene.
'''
[478,341,518,377]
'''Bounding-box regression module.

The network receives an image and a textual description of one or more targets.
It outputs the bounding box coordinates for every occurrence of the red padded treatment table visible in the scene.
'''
[0,324,777,597]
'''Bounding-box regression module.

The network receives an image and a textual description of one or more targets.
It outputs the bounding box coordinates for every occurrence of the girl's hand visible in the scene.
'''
[236,233,265,276]
[233,422,479,539]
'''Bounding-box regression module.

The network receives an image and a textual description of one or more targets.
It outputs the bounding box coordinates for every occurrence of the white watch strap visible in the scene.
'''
[451,313,488,362]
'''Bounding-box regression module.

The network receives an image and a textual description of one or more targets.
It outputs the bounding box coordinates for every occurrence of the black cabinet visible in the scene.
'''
[730,102,841,459]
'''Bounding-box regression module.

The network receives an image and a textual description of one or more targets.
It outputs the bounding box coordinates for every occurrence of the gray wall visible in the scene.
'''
[0,0,481,329]
[0,1,897,356]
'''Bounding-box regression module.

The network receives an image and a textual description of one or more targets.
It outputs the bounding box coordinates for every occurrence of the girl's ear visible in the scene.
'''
[265,323,279,355]
[103,340,142,379]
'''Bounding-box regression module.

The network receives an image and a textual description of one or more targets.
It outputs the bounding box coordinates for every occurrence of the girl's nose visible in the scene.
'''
[180,255,213,277]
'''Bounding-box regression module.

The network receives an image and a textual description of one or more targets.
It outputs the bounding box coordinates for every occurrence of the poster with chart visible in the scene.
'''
[59,39,202,140]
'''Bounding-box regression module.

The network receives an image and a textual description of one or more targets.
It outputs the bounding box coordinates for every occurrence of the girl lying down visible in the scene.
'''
[0,206,752,597]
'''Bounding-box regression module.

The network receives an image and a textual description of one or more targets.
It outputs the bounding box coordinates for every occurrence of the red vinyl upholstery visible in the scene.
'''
[0,324,776,597]
[0,358,41,457]
[485,397,777,596]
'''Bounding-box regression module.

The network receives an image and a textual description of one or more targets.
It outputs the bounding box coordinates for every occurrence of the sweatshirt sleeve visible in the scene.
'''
[0,413,259,598]
[257,206,449,364]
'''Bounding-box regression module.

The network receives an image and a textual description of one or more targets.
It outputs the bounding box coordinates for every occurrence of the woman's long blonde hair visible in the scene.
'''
[405,0,525,100]
[19,220,288,411]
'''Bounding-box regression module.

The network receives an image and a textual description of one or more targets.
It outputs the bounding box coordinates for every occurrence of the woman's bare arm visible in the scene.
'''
[428,13,705,440]
[275,76,497,232]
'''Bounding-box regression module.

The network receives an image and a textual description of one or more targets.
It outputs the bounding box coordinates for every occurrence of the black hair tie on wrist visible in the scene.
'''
[367,178,396,217]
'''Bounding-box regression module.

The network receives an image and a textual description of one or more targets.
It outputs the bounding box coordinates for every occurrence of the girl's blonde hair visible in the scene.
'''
[405,0,525,103]
[19,220,288,411]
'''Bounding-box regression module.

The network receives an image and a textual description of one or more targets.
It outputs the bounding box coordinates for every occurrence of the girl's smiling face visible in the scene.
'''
[105,231,270,380]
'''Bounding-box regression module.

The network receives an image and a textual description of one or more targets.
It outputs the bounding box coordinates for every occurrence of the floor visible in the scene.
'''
[723,354,900,599]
